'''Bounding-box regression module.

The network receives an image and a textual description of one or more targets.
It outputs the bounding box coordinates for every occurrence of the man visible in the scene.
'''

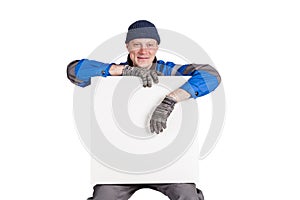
[67,20,221,200]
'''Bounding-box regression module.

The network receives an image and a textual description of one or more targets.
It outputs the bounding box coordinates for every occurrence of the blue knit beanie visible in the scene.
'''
[125,20,160,44]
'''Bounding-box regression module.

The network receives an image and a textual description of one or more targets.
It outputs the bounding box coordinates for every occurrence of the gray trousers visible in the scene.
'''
[87,183,204,200]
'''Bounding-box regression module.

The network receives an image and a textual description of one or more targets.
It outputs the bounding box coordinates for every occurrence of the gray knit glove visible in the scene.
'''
[122,65,160,87]
[150,96,177,134]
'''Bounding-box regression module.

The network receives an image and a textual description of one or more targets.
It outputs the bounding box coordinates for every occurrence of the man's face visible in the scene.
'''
[126,38,158,69]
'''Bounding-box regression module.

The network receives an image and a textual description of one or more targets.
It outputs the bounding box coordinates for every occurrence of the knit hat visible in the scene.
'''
[125,20,160,44]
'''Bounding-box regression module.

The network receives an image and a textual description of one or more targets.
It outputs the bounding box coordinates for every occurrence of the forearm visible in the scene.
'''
[167,88,191,102]
[109,64,125,75]
[67,59,113,87]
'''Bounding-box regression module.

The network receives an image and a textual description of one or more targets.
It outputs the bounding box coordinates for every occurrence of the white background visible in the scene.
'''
[1,0,299,199]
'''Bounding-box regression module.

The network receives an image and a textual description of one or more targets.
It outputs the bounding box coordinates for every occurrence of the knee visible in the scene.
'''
[91,185,123,200]
[167,183,201,200]
[196,188,204,200]
[173,190,198,200]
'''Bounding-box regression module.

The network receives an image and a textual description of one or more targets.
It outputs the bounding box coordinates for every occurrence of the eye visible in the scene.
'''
[146,43,157,49]
[133,43,141,47]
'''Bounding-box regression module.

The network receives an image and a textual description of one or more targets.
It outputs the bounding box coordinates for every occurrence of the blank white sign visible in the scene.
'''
[90,76,200,184]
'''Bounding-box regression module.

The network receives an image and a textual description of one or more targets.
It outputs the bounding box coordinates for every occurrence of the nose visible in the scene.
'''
[138,47,147,54]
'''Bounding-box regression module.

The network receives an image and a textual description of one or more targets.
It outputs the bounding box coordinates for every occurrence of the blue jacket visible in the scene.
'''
[67,58,221,99]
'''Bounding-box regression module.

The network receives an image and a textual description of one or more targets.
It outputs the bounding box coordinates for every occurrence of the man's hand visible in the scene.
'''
[122,65,160,87]
[150,96,177,134]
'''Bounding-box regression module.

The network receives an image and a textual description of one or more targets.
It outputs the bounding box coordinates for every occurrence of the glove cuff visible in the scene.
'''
[163,96,177,107]
[122,65,131,75]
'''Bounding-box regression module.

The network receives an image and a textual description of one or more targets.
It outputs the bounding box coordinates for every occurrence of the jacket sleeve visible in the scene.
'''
[66,59,113,87]
[156,61,221,99]
[177,64,221,98]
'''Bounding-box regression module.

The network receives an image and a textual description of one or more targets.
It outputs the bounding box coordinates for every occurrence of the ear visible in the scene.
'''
[126,43,129,51]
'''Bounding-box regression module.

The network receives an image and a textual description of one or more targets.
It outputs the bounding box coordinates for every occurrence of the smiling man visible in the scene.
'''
[127,38,158,68]
[67,20,221,200]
